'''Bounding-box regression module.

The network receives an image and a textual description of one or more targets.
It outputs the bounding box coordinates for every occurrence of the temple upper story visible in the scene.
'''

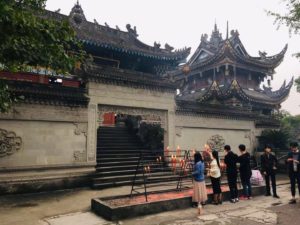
[174,23,293,115]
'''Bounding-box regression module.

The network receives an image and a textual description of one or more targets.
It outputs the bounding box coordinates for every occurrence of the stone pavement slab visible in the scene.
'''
[0,179,296,225]
[43,212,114,225]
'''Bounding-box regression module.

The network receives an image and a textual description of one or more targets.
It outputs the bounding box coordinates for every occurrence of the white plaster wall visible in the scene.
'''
[175,114,259,154]
[0,104,89,170]
[0,120,87,169]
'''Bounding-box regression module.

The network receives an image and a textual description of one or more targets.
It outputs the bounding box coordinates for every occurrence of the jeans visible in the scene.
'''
[265,171,277,195]
[289,171,300,197]
[241,177,252,197]
[228,174,238,199]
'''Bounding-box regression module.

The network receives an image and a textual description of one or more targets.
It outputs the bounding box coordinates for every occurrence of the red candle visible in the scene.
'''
[176,145,181,157]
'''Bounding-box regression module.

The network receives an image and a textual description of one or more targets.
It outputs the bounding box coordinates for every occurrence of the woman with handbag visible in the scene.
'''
[209,150,222,204]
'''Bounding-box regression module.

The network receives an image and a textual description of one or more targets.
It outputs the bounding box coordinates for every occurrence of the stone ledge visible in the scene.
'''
[0,166,96,195]
[91,185,266,221]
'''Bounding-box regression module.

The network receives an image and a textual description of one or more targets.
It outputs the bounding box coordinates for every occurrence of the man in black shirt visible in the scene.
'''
[287,142,300,204]
[238,144,252,199]
[224,145,239,203]
[260,144,279,198]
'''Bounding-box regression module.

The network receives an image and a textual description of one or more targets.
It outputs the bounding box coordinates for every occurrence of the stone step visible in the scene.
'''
[97,149,152,154]
[97,129,134,133]
[95,167,173,177]
[97,146,143,150]
[97,160,158,167]
[98,127,128,130]
[93,171,178,183]
[97,153,154,159]
[96,163,164,172]
[97,138,140,143]
[97,156,156,163]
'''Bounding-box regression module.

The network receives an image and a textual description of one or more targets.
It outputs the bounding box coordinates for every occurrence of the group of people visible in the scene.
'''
[192,142,300,215]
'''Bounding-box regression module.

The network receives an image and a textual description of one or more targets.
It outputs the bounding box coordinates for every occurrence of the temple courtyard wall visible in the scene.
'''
[0,81,265,194]
[174,112,262,154]
[0,103,94,194]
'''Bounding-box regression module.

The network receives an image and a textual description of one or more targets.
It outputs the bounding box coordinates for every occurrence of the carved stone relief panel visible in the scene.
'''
[175,127,182,137]
[87,104,97,161]
[207,134,225,152]
[73,123,87,162]
[0,129,22,157]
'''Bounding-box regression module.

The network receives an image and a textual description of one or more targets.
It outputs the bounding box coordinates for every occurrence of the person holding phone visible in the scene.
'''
[287,142,300,204]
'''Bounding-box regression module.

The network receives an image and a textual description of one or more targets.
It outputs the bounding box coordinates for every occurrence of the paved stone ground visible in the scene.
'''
[0,177,299,225]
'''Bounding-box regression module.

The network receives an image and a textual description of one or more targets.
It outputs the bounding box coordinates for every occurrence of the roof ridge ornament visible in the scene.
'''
[69,0,86,25]
[210,21,223,46]
[226,21,229,40]
[165,43,174,52]
[259,50,267,59]
[126,24,138,37]
[154,41,161,49]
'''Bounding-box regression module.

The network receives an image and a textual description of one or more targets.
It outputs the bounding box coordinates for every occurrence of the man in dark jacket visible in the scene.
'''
[238,144,252,199]
[224,145,239,203]
[287,142,300,204]
[260,144,279,198]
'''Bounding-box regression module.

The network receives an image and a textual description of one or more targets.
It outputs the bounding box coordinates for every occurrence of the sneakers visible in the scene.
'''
[230,199,236,203]
[248,196,253,200]
[235,198,239,202]
[289,199,296,204]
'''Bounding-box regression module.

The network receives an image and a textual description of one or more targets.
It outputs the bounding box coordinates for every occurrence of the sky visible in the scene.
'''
[46,0,300,115]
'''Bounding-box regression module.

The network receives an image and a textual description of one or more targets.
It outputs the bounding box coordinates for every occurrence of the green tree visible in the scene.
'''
[281,114,300,142]
[0,0,85,111]
[268,0,300,92]
[296,77,300,92]
[259,129,290,150]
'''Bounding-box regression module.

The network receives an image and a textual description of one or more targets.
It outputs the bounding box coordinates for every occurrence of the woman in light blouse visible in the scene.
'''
[209,150,222,204]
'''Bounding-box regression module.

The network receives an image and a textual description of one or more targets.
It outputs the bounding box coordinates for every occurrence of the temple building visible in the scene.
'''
[173,23,292,117]
[0,2,293,192]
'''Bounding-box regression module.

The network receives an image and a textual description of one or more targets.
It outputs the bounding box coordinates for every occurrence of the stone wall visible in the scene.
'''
[0,103,92,194]
[175,112,261,155]
[0,104,89,169]
[87,82,176,149]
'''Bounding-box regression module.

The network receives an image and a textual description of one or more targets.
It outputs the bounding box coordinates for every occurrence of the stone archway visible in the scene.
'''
[98,105,167,129]
[97,105,168,148]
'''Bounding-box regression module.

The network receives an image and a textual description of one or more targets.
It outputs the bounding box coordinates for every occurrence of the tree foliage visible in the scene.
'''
[259,129,290,150]
[0,82,13,113]
[0,0,84,73]
[0,0,86,112]
[281,114,300,142]
[268,0,300,92]
[296,77,300,92]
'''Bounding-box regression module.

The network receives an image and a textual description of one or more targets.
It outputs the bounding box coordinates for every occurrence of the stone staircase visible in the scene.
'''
[92,126,185,189]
